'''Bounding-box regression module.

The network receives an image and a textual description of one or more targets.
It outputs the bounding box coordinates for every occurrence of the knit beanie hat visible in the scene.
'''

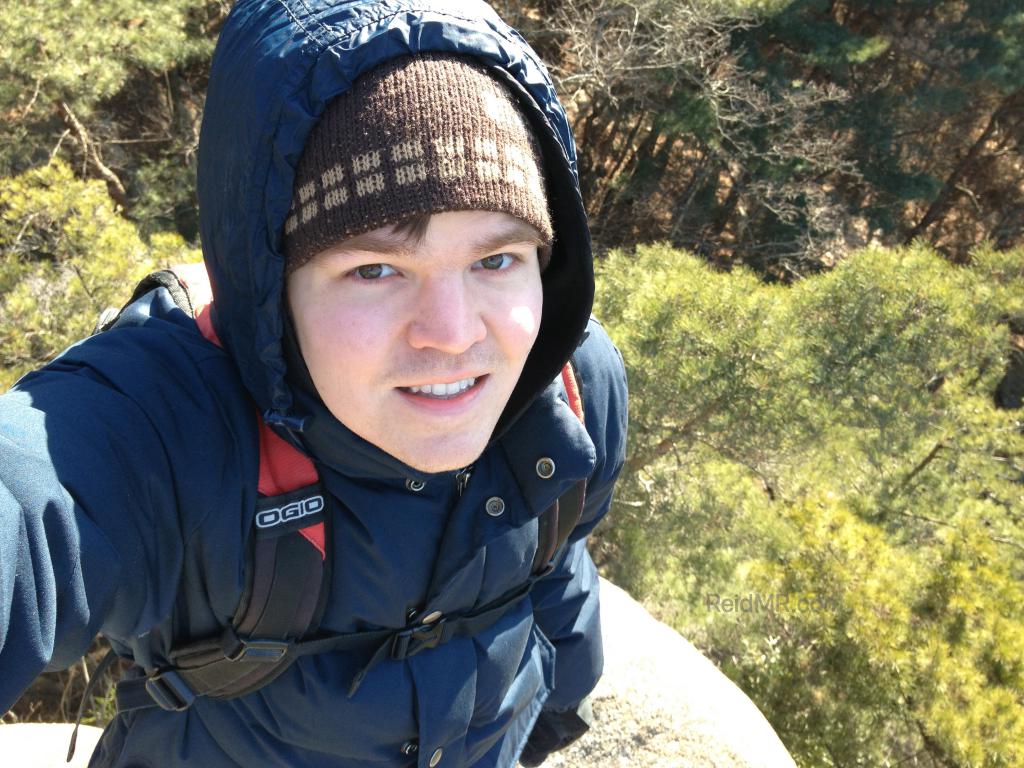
[282,54,553,273]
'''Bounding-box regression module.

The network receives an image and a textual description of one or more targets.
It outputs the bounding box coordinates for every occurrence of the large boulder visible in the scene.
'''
[0,722,102,768]
[540,578,797,767]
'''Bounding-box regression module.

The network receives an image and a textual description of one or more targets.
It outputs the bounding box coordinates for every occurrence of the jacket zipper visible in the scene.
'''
[455,465,474,497]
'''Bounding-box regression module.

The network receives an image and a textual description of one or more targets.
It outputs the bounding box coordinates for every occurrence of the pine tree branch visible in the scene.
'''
[624,391,730,475]
[898,440,948,491]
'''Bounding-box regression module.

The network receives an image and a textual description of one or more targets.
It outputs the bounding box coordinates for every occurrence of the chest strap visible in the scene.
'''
[117,575,539,713]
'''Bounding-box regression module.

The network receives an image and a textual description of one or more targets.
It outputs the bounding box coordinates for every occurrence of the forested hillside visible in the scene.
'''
[2,2,1022,766]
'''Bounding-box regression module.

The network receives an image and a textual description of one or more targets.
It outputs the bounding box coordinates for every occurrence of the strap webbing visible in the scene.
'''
[117,577,537,711]
[67,648,120,762]
[561,359,585,425]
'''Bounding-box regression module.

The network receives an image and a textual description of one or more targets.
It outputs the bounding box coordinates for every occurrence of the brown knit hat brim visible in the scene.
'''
[283,54,553,273]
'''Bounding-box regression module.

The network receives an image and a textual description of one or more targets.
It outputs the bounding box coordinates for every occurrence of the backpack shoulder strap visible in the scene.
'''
[561,358,585,427]
[531,359,588,576]
[113,264,331,712]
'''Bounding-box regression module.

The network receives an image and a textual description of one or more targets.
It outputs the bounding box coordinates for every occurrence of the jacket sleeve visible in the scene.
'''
[529,318,628,714]
[0,313,241,713]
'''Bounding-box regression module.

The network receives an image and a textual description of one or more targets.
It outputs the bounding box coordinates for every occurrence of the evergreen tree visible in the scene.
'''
[0,159,199,390]
[594,241,1024,766]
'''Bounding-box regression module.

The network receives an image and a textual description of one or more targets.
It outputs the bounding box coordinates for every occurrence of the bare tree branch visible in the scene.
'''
[58,101,128,208]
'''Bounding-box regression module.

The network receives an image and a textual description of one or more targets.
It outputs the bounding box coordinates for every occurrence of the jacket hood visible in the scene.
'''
[197,0,594,478]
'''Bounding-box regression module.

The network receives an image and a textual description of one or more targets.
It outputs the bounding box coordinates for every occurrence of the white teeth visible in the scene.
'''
[407,377,476,396]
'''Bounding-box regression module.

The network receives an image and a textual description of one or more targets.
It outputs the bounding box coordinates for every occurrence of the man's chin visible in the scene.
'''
[399,451,485,475]
[389,435,489,475]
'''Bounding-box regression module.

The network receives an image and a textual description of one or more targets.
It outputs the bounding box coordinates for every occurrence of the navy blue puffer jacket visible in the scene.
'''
[0,2,628,766]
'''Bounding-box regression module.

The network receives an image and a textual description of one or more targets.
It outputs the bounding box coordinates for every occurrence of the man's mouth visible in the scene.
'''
[399,375,487,400]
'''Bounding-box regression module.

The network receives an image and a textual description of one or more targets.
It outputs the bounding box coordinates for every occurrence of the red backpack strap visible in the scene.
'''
[561,359,585,425]
[256,422,325,558]
[176,261,325,552]
[178,260,327,564]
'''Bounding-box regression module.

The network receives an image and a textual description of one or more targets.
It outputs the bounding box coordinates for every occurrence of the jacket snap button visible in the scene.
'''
[421,610,443,624]
[429,747,443,766]
[400,741,418,756]
[406,479,426,492]
[535,457,556,479]
[485,497,505,517]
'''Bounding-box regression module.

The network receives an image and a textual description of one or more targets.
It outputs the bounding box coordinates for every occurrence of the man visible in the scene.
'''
[0,1,628,766]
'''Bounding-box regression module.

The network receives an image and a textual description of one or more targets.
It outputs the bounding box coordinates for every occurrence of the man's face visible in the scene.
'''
[287,210,545,473]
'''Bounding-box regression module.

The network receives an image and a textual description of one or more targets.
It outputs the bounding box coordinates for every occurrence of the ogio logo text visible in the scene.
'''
[256,495,325,529]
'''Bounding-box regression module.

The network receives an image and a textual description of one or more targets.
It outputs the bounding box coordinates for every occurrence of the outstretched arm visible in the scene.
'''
[0,366,174,710]
[0,301,243,712]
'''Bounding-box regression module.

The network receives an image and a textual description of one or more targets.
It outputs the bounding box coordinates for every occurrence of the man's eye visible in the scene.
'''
[477,253,516,271]
[352,264,396,280]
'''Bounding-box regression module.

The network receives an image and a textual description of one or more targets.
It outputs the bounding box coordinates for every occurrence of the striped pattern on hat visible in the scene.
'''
[283,54,553,273]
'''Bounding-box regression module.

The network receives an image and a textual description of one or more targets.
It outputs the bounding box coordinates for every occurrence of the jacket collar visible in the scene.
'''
[500,375,596,523]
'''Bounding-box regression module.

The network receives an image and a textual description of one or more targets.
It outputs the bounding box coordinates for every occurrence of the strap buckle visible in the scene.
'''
[144,670,196,711]
[227,638,290,663]
[390,618,447,660]
[220,626,290,662]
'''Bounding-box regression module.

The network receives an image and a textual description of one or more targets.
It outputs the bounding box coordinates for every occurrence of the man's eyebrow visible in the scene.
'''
[324,220,549,259]
[326,230,415,258]
[465,220,550,256]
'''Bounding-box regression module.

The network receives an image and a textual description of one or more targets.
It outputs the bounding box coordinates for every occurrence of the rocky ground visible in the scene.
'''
[536,579,795,768]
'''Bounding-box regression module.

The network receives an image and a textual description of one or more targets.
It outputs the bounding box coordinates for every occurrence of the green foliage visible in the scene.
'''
[0,0,212,119]
[0,159,200,390]
[971,244,1024,323]
[0,0,219,242]
[741,0,1024,251]
[1,0,1022,758]
[594,242,1024,766]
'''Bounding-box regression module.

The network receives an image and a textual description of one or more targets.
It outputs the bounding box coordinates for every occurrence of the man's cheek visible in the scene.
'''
[307,315,375,378]
[509,304,540,337]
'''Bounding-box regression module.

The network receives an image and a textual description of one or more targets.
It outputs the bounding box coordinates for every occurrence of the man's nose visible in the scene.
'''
[406,274,487,354]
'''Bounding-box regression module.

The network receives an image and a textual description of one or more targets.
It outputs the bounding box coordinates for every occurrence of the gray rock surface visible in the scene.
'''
[0,579,796,767]
[540,579,797,768]
[0,722,101,768]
